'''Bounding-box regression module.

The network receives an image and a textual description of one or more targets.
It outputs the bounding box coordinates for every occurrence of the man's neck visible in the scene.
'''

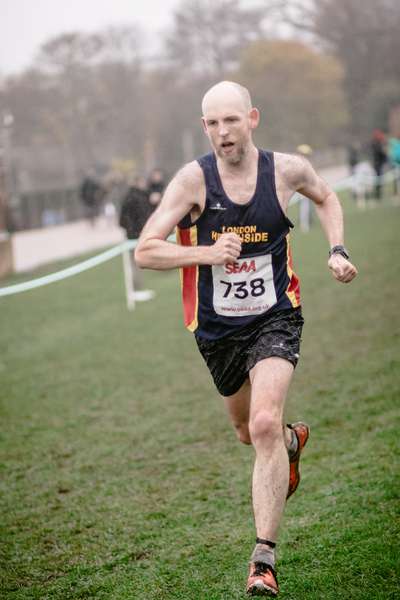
[217,144,258,177]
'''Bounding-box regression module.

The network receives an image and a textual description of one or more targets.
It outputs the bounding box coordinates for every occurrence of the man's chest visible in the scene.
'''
[220,168,289,210]
[220,173,257,205]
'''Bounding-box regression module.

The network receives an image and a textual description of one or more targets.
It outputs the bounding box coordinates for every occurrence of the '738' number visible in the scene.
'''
[220,278,265,299]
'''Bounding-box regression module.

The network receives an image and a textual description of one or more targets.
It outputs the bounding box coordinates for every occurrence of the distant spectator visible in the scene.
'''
[388,134,400,196]
[79,170,105,226]
[119,175,152,240]
[103,200,117,227]
[102,170,127,228]
[370,129,387,200]
[347,141,361,200]
[347,141,360,175]
[352,161,375,209]
[119,175,154,300]
[147,168,166,208]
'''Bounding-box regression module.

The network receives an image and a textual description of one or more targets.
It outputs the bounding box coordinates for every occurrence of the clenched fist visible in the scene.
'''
[328,253,358,283]
[208,233,242,265]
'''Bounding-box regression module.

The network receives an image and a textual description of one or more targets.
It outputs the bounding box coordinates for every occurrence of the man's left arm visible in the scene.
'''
[290,156,358,284]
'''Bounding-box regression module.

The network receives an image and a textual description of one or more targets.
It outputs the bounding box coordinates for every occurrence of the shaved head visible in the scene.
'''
[202,81,252,115]
[200,81,258,166]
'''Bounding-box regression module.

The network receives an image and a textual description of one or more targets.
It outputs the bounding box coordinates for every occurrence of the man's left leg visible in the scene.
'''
[246,357,294,596]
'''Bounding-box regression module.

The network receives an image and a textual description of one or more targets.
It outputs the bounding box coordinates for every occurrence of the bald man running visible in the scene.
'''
[136,81,357,597]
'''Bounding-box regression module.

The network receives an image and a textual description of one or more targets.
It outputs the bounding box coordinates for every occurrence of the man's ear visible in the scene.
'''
[201,117,208,134]
[249,107,260,130]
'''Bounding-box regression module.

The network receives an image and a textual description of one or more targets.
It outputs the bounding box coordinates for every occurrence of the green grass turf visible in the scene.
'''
[0,198,399,599]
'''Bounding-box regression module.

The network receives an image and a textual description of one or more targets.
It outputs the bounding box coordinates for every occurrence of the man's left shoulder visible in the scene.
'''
[273,152,311,188]
[274,151,308,170]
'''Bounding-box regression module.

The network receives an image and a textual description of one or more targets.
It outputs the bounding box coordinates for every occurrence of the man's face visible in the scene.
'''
[202,99,258,165]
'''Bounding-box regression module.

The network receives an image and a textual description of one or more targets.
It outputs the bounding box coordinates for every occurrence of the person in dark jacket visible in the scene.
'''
[147,168,166,208]
[370,129,387,200]
[119,175,154,299]
[120,176,152,240]
[79,170,105,225]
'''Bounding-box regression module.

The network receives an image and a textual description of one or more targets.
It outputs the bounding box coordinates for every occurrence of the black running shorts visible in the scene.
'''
[195,307,304,397]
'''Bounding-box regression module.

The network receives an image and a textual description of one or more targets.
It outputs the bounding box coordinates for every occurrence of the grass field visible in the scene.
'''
[1,197,399,599]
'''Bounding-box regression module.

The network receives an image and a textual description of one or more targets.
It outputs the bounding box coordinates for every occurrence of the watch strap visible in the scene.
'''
[329,245,350,260]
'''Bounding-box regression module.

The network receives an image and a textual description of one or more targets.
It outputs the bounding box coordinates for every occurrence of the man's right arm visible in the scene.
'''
[135,162,242,270]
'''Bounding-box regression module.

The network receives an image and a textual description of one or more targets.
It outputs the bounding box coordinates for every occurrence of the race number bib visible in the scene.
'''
[212,255,277,317]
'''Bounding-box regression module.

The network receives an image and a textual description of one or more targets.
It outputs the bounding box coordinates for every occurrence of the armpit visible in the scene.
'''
[174,161,206,219]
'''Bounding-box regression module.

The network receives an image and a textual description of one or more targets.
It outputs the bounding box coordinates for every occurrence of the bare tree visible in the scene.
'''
[33,27,146,169]
[281,0,400,136]
[1,26,149,188]
[165,0,278,79]
[238,39,348,150]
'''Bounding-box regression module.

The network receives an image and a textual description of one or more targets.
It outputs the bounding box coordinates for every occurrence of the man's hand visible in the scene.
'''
[208,233,242,265]
[328,254,358,283]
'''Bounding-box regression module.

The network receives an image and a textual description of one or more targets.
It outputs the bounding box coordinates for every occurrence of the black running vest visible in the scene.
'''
[176,150,301,340]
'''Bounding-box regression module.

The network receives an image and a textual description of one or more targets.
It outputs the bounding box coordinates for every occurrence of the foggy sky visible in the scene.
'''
[0,0,180,75]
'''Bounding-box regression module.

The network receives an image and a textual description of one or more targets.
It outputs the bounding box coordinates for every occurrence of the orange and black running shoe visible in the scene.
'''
[246,561,279,596]
[287,422,310,499]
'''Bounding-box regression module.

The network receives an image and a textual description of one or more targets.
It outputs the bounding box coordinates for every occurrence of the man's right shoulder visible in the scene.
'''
[174,160,205,193]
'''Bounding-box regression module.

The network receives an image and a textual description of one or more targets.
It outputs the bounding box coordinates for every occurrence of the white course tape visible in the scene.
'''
[0,233,177,298]
[0,239,136,297]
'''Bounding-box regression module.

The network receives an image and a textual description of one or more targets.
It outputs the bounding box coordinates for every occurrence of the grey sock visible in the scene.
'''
[251,544,275,568]
[287,427,298,457]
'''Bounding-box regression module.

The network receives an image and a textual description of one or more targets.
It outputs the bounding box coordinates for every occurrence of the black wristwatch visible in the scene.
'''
[329,245,350,260]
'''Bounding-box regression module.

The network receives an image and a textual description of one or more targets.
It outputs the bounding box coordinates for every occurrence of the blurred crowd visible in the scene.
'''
[347,130,400,205]
[78,129,400,240]
[78,166,167,300]
[79,166,167,234]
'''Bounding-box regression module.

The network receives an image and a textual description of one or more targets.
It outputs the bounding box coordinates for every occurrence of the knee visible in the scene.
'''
[249,411,282,445]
